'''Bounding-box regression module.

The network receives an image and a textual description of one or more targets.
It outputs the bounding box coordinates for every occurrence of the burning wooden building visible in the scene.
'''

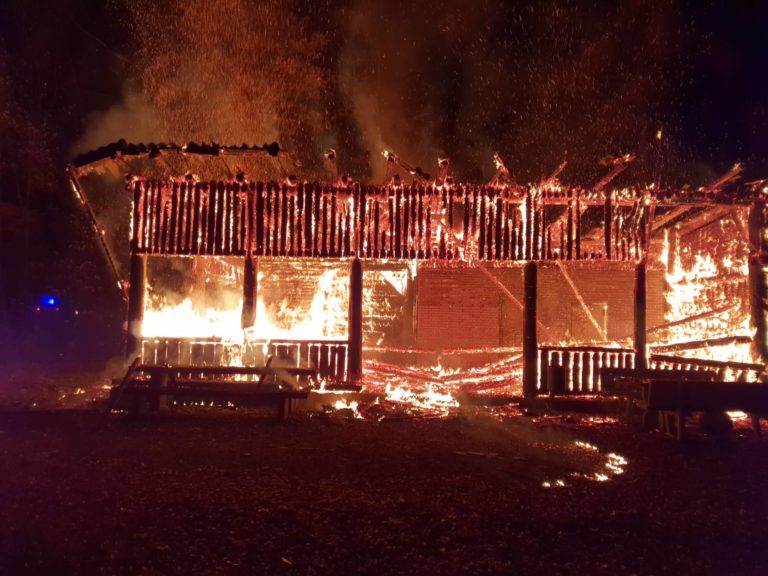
[68,142,768,418]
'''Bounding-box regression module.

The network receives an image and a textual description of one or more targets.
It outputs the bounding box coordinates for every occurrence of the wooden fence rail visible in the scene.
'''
[140,338,349,382]
[539,346,636,394]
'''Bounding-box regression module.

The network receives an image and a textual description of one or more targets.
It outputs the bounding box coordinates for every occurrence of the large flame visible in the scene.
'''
[658,229,754,365]
[142,269,349,342]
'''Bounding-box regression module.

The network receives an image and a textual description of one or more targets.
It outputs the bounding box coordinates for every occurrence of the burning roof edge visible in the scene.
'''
[71,140,283,169]
[70,142,768,205]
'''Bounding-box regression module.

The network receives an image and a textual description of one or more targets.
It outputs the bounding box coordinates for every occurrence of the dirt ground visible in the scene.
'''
[1,407,767,576]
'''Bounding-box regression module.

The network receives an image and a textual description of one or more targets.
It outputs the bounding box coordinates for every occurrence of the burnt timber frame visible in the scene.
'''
[120,176,767,392]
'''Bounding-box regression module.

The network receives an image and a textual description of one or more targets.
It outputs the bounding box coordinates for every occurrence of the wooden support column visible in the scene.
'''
[241,255,258,329]
[634,260,647,370]
[604,191,612,259]
[523,261,538,398]
[126,253,147,359]
[348,257,363,383]
[748,200,768,363]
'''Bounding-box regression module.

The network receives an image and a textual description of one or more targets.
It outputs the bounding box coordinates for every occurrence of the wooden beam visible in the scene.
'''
[634,262,647,370]
[556,261,607,340]
[646,304,736,334]
[650,205,692,232]
[348,257,363,383]
[650,353,763,372]
[126,253,146,359]
[678,206,732,238]
[477,264,553,340]
[241,256,257,329]
[650,335,752,353]
[522,261,538,398]
[749,200,768,363]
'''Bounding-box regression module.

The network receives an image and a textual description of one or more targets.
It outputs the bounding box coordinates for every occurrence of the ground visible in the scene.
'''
[1,406,767,576]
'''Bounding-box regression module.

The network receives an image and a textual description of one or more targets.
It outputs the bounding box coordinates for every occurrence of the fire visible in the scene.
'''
[542,442,629,488]
[333,398,363,419]
[142,296,243,340]
[250,269,348,340]
[142,268,349,342]
[656,228,754,365]
[384,383,459,413]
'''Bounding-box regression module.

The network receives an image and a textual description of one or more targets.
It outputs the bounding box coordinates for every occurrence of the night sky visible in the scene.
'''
[1,0,767,333]
[1,0,767,180]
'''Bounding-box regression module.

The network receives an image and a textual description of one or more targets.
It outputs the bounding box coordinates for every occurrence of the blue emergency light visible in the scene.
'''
[39,295,59,309]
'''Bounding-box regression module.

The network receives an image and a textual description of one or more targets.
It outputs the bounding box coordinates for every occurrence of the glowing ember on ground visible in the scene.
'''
[383,383,459,412]
[541,442,629,488]
[332,399,363,419]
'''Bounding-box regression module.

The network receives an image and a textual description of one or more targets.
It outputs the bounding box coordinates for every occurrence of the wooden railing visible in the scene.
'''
[139,338,349,381]
[649,353,764,383]
[539,345,636,394]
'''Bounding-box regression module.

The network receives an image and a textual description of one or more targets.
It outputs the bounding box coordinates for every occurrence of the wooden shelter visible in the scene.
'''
[69,143,768,397]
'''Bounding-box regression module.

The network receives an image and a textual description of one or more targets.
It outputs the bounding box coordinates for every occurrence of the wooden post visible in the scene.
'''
[634,261,647,370]
[241,255,257,329]
[348,257,363,383]
[523,261,538,398]
[126,253,147,359]
[604,191,612,259]
[667,225,679,274]
[748,201,768,363]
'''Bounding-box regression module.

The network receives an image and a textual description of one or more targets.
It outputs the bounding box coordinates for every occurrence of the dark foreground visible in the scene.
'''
[0,409,766,576]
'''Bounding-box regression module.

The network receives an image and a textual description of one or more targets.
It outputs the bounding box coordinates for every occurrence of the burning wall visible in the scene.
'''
[67,148,767,397]
[416,264,665,349]
[652,206,754,365]
[142,256,413,346]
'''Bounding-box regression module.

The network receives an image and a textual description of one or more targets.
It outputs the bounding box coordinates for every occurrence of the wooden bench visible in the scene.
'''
[106,359,315,420]
[600,368,716,423]
[646,380,768,440]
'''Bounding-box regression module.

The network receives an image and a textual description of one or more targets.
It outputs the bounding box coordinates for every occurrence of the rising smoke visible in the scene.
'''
[336,0,685,184]
[74,1,708,185]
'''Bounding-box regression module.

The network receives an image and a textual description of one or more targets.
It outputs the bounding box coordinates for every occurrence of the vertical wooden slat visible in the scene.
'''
[604,191,612,259]
[215,181,226,255]
[321,189,328,257]
[329,188,337,257]
[221,182,230,254]
[479,190,486,259]
[264,183,272,255]
[153,182,163,254]
[374,198,381,258]
[169,182,178,253]
[254,182,263,255]
[296,183,304,256]
[425,189,432,258]
[279,184,288,256]
[288,194,296,256]
[582,351,591,393]
[494,197,503,260]
[131,180,142,252]
[403,187,410,258]
[273,184,281,256]
[575,190,581,260]
[566,193,573,260]
[572,352,581,393]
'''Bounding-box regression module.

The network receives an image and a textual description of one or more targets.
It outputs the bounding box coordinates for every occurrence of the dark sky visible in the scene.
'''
[1,0,767,183]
